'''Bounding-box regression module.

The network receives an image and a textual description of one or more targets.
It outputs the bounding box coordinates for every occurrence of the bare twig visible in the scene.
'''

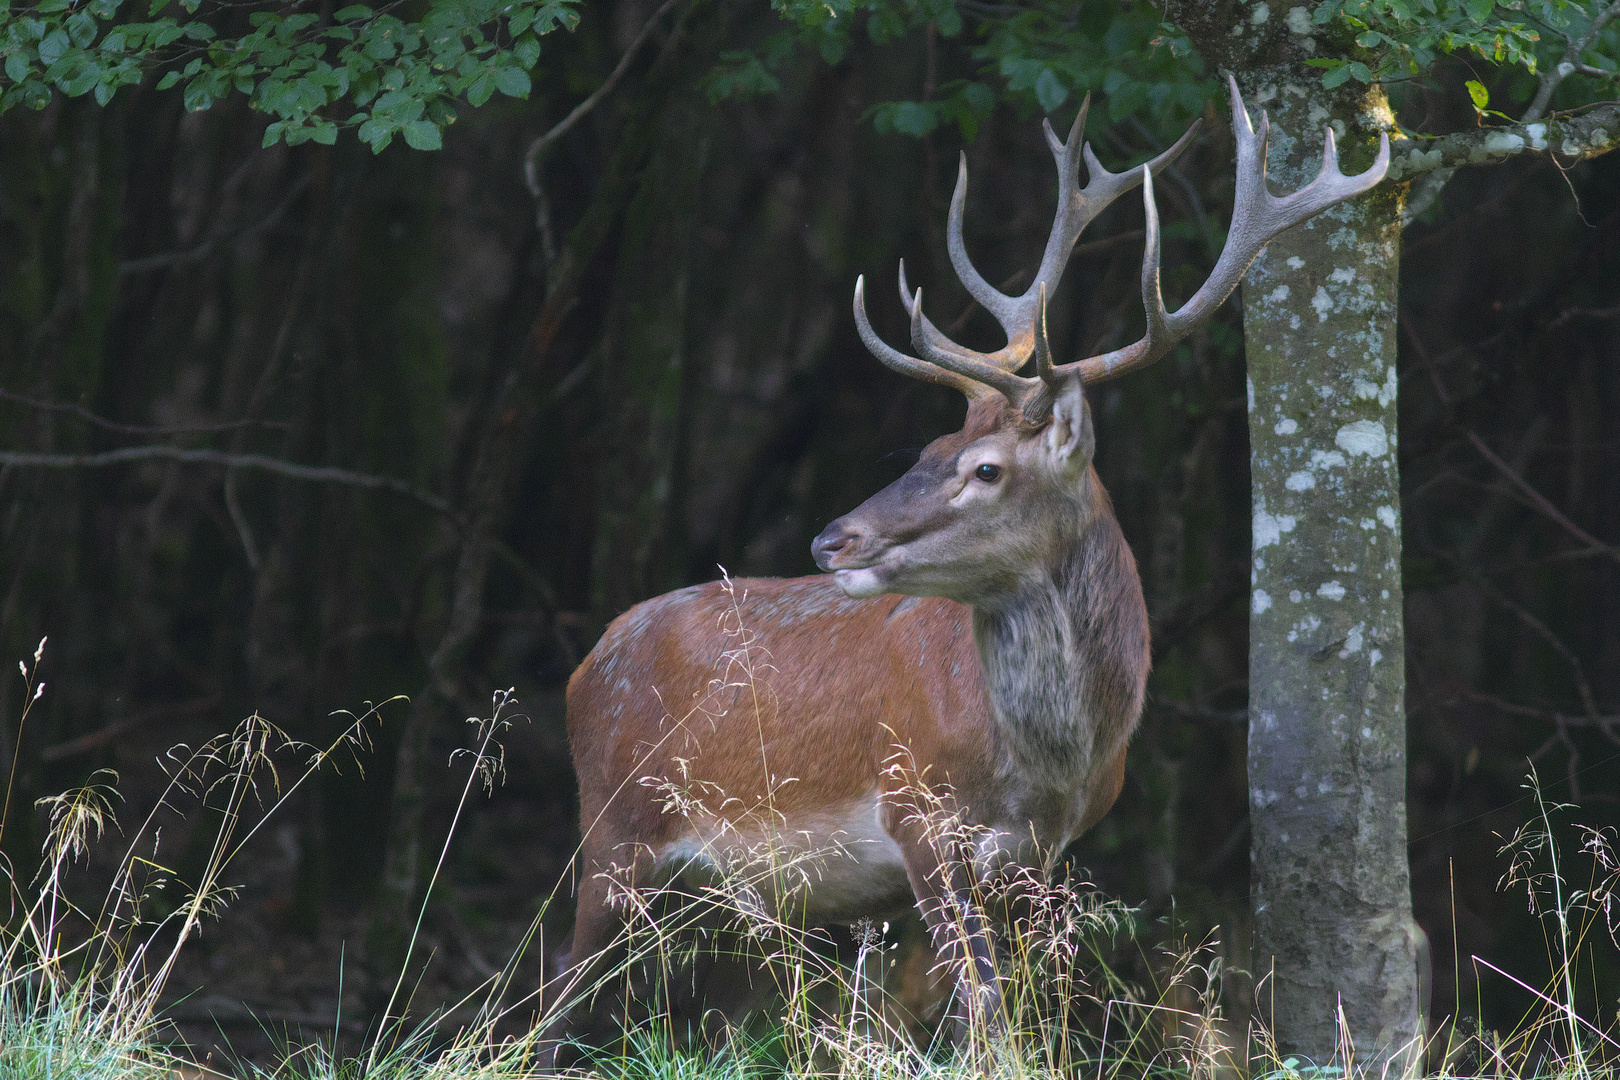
[1464,429,1620,568]
[0,445,453,516]
[522,0,684,202]
[1445,553,1603,725]
[1401,316,1620,567]
[0,387,278,435]
[40,696,223,762]
[1547,300,1620,328]
[117,173,311,277]
[1524,0,1620,123]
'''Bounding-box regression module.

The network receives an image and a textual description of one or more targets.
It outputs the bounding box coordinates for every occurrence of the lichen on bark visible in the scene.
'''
[1239,75,1422,1068]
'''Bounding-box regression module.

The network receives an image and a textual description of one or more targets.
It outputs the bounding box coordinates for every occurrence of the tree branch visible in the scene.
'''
[1388,101,1620,183]
[1523,0,1620,123]
[0,445,453,517]
[0,387,278,435]
[522,0,684,202]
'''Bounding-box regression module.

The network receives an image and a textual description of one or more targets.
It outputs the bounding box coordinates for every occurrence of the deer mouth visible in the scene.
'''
[831,563,896,598]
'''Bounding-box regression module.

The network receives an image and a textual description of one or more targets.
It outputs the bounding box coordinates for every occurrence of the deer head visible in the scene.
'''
[812,75,1389,605]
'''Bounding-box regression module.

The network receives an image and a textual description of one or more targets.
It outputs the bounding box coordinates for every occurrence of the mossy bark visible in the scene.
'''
[1237,77,1421,1069]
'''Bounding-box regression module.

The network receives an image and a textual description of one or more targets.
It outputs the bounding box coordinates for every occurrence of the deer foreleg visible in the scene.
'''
[892,826,1005,1048]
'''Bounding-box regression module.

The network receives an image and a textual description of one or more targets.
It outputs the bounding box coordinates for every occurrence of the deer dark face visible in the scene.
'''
[813,385,1094,605]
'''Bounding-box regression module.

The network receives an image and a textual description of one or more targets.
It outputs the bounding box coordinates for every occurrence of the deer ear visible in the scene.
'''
[1045,376,1094,467]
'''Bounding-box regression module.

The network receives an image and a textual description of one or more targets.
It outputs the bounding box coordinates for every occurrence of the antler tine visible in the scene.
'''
[1021,284,1060,423]
[908,287,1030,401]
[1025,116,1200,314]
[946,95,1200,378]
[1068,73,1389,386]
[853,276,995,399]
[946,152,1024,330]
[900,259,1027,372]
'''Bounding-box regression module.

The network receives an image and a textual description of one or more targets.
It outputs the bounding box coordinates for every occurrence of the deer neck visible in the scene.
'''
[969,482,1146,796]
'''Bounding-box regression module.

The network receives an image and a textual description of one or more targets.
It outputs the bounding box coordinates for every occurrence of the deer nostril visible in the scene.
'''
[811,522,864,568]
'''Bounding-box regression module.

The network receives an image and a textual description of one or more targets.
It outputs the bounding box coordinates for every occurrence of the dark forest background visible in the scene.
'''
[2,0,1619,1053]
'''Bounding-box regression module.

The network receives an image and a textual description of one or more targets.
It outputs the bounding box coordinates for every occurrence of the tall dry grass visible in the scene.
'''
[3,616,1619,1080]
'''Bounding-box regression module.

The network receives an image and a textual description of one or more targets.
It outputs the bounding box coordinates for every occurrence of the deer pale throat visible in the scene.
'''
[544,76,1388,1061]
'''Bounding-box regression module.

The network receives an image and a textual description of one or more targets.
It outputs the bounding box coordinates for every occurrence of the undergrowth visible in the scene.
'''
[2,625,1619,1080]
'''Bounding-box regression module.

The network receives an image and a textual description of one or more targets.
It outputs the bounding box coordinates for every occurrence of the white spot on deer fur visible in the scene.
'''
[1289,590,1302,603]
[1266,285,1291,304]
[1285,470,1315,491]
[1312,286,1334,321]
[1251,2,1271,24]
[1336,420,1388,457]
[1377,505,1398,530]
[1253,590,1273,614]
[1339,623,1364,657]
[1254,510,1297,548]
[1317,581,1346,601]
[1275,417,1297,435]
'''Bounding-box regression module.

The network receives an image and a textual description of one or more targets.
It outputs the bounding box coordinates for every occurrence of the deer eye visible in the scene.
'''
[974,463,1002,483]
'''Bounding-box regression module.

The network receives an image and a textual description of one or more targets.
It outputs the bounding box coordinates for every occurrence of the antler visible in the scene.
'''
[853,74,1391,423]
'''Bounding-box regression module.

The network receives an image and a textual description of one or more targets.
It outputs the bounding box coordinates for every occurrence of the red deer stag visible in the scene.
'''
[548,75,1388,1050]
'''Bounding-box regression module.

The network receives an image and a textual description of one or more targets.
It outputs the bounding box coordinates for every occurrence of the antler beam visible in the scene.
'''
[854,74,1391,423]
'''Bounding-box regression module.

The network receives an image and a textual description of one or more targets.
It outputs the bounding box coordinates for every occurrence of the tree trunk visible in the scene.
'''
[1237,76,1422,1069]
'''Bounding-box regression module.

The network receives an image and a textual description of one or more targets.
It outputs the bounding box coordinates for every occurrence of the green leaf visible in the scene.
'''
[890,100,937,136]
[1034,67,1068,112]
[155,69,179,89]
[512,32,541,69]
[464,71,493,105]
[492,64,528,97]
[87,0,122,17]
[66,11,97,46]
[1465,0,1494,22]
[1313,0,1345,24]
[402,118,441,149]
[37,28,69,66]
[5,53,29,83]
[311,120,337,144]
[1465,79,1489,110]
[182,75,213,110]
[1322,64,1353,88]
[334,4,373,19]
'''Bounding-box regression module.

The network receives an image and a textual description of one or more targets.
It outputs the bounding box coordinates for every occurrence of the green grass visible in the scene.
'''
[4,633,1620,1080]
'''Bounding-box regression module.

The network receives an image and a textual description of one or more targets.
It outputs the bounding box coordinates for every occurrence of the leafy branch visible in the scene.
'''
[0,0,580,150]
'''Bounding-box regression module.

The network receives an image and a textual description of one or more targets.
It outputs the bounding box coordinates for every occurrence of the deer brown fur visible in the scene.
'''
[544,77,1387,1059]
